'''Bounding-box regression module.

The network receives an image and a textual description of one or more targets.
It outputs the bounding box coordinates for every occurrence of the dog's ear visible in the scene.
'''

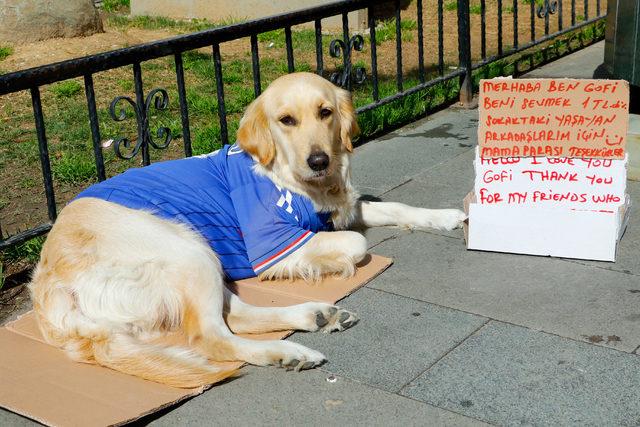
[236,97,275,166]
[336,88,360,153]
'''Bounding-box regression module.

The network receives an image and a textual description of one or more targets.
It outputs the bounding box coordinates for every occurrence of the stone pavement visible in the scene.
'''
[4,41,640,426]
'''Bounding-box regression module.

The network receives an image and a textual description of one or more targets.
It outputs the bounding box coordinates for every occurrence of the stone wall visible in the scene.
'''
[0,0,103,44]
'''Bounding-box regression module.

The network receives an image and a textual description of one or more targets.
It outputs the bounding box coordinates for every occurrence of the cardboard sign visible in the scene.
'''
[474,148,628,211]
[467,77,631,262]
[465,191,630,261]
[479,78,630,159]
[0,254,393,427]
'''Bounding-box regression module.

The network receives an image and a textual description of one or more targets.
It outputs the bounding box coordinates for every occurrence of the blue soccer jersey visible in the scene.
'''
[75,144,333,280]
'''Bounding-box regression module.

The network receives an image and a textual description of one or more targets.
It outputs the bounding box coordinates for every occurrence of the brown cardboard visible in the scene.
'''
[478,78,629,159]
[0,254,392,427]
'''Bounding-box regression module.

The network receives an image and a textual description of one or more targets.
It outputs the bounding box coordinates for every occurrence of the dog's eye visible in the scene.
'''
[320,108,332,119]
[279,115,297,126]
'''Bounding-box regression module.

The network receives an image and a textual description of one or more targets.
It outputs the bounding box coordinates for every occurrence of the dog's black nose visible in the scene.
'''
[307,152,330,171]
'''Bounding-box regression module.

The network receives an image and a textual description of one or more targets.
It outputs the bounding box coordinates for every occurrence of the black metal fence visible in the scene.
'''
[0,0,606,250]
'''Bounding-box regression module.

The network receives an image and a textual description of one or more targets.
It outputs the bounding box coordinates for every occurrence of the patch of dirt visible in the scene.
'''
[2,27,177,72]
[0,284,32,326]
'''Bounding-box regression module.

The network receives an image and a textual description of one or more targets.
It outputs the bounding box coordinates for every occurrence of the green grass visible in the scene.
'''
[444,1,457,11]
[3,237,45,264]
[52,154,98,185]
[108,14,239,32]
[470,4,482,14]
[0,45,13,61]
[102,0,130,13]
[51,80,83,98]
[375,19,417,45]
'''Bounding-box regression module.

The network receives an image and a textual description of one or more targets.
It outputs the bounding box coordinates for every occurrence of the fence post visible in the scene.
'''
[457,0,473,107]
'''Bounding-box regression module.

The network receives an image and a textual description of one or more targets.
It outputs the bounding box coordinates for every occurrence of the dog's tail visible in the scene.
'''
[91,333,239,388]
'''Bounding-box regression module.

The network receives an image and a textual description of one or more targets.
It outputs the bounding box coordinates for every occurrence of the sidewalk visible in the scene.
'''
[4,41,640,426]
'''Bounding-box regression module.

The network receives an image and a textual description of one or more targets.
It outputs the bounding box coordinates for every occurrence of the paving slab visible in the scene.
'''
[402,321,640,426]
[368,230,640,352]
[290,287,488,393]
[523,41,604,79]
[375,147,476,239]
[351,108,478,195]
[149,365,486,427]
[0,409,37,426]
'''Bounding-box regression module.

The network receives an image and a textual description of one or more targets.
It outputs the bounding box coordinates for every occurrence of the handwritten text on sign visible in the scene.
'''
[473,148,627,211]
[478,78,629,159]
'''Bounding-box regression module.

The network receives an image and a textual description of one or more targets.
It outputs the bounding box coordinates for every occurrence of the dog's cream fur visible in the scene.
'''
[29,73,466,388]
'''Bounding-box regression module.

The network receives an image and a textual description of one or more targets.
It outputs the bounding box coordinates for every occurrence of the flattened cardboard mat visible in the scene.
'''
[0,254,392,427]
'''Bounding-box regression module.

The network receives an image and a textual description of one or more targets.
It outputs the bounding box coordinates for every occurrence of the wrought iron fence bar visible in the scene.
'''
[174,53,193,157]
[83,74,107,181]
[470,15,606,70]
[513,0,519,48]
[340,13,350,90]
[250,35,262,97]
[212,44,229,146]
[394,0,403,92]
[544,2,550,36]
[132,63,150,165]
[571,0,576,26]
[530,0,536,42]
[285,26,295,73]
[596,0,600,16]
[355,69,464,114]
[0,0,378,96]
[438,0,444,76]
[30,87,57,222]
[559,0,564,31]
[0,223,52,251]
[457,0,472,105]
[481,0,486,59]
[584,0,589,21]
[498,0,503,55]
[314,19,323,75]
[367,6,379,101]
[416,0,425,83]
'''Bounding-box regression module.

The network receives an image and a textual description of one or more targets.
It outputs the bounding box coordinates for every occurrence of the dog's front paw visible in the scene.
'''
[429,209,467,231]
[403,208,467,231]
[314,306,359,333]
[291,302,359,333]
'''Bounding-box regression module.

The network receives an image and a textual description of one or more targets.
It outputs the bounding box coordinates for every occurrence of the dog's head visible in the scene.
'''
[236,72,359,183]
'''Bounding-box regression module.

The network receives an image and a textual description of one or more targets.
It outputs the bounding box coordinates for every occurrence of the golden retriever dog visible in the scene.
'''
[29,72,465,388]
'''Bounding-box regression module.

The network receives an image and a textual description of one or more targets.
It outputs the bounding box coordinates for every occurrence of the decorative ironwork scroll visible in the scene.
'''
[109,88,172,161]
[329,34,366,90]
[537,0,558,18]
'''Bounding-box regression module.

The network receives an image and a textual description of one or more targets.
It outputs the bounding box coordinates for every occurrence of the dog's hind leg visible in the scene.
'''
[222,287,358,334]
[182,253,328,371]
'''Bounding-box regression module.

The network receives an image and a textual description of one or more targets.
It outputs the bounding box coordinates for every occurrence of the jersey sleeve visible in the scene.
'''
[230,182,314,276]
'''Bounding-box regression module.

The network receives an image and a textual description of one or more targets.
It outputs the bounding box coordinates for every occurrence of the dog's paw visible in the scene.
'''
[272,341,326,372]
[429,209,467,231]
[291,302,359,333]
[404,208,466,231]
[314,306,359,333]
